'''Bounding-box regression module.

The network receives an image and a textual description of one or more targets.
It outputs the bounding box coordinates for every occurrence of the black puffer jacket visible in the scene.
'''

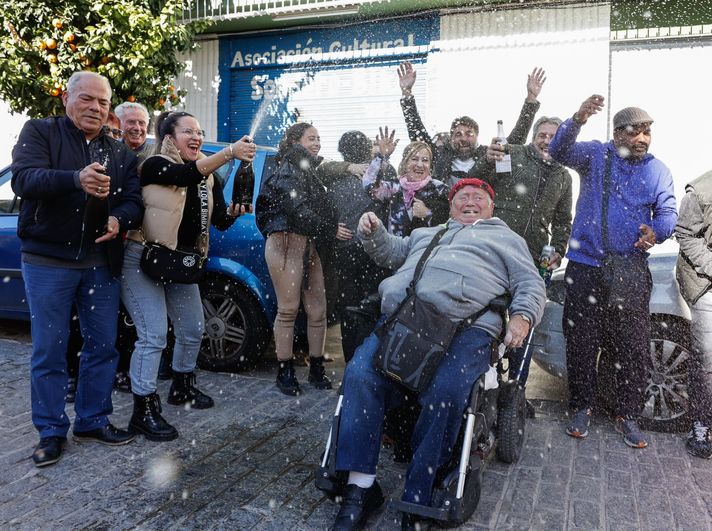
[256,144,338,245]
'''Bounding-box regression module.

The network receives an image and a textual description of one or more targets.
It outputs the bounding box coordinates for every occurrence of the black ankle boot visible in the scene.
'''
[276,359,301,396]
[308,356,332,390]
[167,371,214,409]
[128,393,179,441]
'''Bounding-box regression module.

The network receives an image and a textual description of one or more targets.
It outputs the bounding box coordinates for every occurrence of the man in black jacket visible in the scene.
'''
[397,61,545,186]
[12,71,144,467]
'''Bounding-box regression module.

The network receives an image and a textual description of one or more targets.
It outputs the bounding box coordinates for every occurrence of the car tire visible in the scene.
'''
[597,316,691,433]
[197,275,270,373]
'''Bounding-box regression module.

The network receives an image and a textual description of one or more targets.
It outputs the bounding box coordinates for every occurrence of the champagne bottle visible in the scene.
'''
[231,161,255,217]
[495,120,512,174]
[83,155,110,240]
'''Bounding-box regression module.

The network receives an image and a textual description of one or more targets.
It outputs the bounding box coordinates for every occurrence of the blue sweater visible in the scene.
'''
[549,118,677,267]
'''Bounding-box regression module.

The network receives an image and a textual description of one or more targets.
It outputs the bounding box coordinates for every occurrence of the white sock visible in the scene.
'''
[347,471,376,489]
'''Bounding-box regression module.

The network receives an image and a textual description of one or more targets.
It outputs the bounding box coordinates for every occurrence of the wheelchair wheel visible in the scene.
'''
[430,465,482,528]
[496,382,526,464]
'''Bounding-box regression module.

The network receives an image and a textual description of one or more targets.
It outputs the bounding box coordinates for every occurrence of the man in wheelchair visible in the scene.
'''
[324,179,546,530]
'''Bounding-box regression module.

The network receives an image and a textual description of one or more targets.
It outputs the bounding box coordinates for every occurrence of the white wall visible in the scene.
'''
[0,101,28,168]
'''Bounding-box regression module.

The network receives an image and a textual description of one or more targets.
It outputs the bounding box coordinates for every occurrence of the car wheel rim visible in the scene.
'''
[642,337,690,422]
[202,295,247,361]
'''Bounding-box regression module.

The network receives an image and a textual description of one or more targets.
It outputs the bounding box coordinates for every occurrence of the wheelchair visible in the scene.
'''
[314,294,535,527]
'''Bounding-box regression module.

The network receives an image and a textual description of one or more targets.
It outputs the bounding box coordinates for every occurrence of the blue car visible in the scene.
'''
[0,141,279,372]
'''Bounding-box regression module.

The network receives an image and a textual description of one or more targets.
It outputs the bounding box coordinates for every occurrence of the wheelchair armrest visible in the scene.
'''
[489,293,512,316]
[344,292,381,319]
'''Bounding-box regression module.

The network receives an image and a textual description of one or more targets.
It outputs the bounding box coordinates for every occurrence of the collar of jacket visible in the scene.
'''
[61,114,109,142]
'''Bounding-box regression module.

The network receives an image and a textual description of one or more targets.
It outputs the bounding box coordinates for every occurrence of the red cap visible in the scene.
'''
[448,178,495,202]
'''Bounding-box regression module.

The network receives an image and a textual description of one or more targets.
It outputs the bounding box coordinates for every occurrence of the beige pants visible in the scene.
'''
[265,232,327,361]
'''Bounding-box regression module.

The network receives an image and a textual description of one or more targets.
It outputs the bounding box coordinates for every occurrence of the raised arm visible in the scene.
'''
[357,212,411,269]
[549,95,605,173]
[506,67,545,145]
[398,61,435,148]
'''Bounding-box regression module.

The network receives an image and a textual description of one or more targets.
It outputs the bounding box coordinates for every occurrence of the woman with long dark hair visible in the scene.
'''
[122,111,255,441]
[256,123,339,396]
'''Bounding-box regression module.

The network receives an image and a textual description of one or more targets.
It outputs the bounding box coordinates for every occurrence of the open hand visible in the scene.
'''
[526,67,546,102]
[376,126,399,159]
[398,61,416,95]
[574,94,605,124]
[358,212,381,235]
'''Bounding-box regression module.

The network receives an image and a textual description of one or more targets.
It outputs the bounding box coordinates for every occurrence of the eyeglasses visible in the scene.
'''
[179,128,206,138]
[109,128,123,137]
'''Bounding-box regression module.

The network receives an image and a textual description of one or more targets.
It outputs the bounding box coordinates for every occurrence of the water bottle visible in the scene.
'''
[538,244,556,286]
[495,120,512,174]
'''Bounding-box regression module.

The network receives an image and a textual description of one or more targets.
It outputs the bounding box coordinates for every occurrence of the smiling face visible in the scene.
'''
[404,147,432,182]
[533,122,559,160]
[298,126,321,156]
[450,124,477,158]
[613,123,652,161]
[449,186,494,224]
[171,116,204,161]
[62,74,111,139]
[120,107,149,151]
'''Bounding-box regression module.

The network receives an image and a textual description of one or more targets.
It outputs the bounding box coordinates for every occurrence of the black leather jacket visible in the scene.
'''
[255,144,338,245]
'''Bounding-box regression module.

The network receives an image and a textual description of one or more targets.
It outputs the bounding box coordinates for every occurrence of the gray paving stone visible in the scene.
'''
[3,335,712,530]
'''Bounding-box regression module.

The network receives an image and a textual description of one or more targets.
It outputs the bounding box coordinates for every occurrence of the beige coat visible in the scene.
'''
[127,138,214,256]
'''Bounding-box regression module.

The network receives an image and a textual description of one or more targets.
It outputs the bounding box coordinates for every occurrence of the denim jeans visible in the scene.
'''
[22,261,120,438]
[689,291,712,425]
[121,241,204,396]
[335,326,492,506]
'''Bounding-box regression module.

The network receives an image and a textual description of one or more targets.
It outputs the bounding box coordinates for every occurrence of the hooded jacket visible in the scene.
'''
[549,118,677,267]
[471,143,572,261]
[255,144,338,245]
[358,217,546,339]
[11,115,143,276]
[675,171,712,304]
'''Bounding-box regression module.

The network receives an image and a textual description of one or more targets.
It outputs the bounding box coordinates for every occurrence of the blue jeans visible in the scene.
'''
[22,261,120,438]
[121,241,204,396]
[336,326,492,506]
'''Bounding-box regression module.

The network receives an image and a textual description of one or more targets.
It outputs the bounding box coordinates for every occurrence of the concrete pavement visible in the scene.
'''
[1,329,711,530]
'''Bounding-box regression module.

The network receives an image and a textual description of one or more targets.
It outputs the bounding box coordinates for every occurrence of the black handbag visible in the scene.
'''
[139,180,209,284]
[373,227,490,392]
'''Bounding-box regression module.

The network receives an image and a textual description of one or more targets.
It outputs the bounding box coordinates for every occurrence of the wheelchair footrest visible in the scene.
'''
[314,467,346,500]
[389,499,454,522]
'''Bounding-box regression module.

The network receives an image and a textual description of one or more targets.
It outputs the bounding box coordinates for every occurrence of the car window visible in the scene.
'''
[0,169,18,214]
[205,153,233,187]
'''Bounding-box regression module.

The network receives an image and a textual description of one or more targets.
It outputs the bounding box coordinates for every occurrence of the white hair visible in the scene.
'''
[66,71,112,96]
[115,101,149,122]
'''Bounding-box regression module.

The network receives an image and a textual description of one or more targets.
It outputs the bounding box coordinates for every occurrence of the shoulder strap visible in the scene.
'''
[410,225,449,288]
[601,150,613,254]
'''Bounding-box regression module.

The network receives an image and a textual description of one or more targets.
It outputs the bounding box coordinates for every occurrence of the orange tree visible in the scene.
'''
[0,0,212,117]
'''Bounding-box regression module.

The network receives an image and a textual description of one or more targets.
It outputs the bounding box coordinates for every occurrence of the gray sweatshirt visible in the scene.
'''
[358,218,546,339]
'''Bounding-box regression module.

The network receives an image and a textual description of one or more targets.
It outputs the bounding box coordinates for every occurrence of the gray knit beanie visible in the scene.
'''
[613,107,654,130]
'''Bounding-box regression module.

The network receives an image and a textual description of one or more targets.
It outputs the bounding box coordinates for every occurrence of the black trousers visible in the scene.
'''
[333,245,390,363]
[563,259,651,418]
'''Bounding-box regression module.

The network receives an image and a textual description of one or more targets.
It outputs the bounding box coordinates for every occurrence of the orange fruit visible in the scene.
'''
[127,95,136,102]
[48,54,58,63]
[69,43,77,52]
[168,84,175,92]
[38,40,47,50]
[64,33,75,43]
[158,98,166,106]
[100,56,109,64]
[45,38,57,50]
[50,87,60,96]
[52,18,63,29]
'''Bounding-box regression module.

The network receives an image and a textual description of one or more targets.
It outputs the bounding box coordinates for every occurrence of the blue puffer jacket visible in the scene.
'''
[549,118,677,267]
[11,116,144,276]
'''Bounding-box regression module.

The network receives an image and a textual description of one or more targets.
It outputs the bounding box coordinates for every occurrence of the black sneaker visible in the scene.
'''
[686,420,712,459]
[65,377,77,404]
[308,356,333,390]
[32,436,66,467]
[331,482,385,530]
[276,359,301,396]
[566,408,592,438]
